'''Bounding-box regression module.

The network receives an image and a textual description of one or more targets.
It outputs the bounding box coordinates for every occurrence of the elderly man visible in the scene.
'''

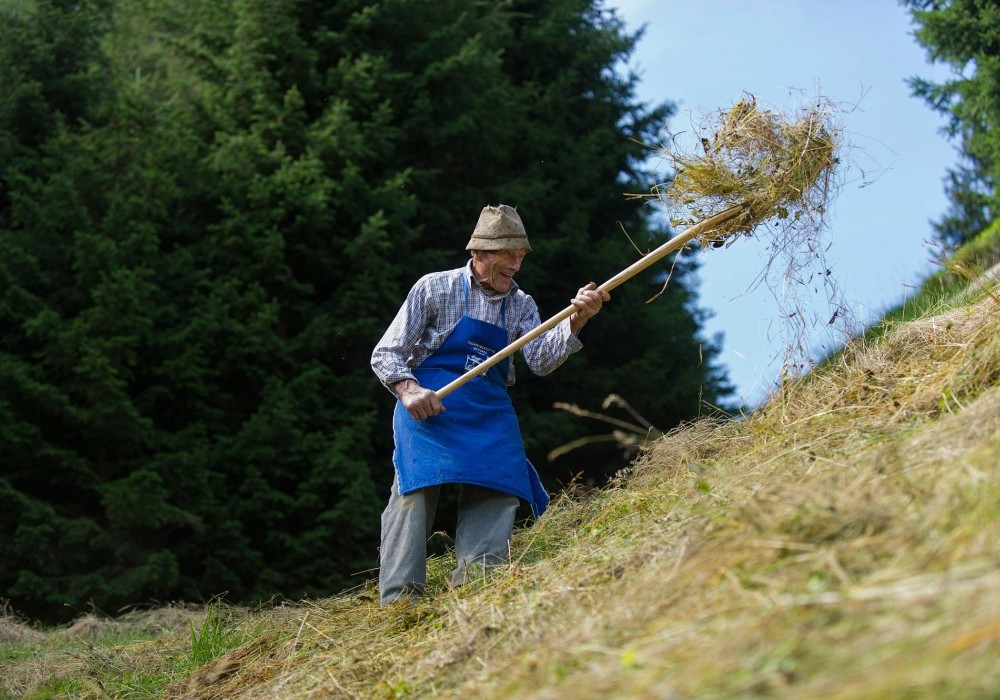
[371,203,610,604]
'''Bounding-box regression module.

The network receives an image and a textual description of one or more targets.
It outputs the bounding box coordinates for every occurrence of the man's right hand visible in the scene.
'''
[393,379,445,420]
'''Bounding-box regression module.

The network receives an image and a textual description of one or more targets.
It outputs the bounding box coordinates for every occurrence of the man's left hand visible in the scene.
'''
[570,282,610,334]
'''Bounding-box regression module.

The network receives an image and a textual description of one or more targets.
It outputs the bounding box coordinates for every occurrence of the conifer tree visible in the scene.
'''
[904,0,1000,246]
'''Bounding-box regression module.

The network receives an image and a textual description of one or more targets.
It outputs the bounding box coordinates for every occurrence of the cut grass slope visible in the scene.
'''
[2,289,999,700]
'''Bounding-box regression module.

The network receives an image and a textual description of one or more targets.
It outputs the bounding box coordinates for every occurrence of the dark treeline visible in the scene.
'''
[0,0,733,623]
[904,0,1000,248]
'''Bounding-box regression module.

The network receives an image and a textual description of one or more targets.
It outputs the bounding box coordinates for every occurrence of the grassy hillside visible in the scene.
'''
[2,254,999,699]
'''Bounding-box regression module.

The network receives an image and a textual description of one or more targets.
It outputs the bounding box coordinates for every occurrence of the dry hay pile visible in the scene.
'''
[0,607,44,646]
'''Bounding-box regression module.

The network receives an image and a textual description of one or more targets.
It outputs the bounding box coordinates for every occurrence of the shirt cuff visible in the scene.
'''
[563,316,584,351]
[382,372,416,395]
[565,331,584,353]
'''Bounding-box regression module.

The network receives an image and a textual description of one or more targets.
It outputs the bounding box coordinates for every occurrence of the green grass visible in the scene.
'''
[882,220,1000,324]
[186,604,244,669]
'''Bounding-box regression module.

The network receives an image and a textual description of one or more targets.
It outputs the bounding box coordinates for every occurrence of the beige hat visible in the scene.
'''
[465,204,532,252]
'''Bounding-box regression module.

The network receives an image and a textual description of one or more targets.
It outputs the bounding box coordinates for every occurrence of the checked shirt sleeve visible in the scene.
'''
[370,277,434,392]
[513,293,583,377]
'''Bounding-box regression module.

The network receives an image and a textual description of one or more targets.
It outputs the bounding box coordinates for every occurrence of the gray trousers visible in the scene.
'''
[379,475,519,604]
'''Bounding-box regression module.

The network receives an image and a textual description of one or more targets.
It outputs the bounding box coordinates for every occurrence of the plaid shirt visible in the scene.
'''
[372,260,583,391]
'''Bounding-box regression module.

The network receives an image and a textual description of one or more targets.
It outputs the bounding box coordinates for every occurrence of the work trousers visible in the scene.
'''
[379,474,519,604]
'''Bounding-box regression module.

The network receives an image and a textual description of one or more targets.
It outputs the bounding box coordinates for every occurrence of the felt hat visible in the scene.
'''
[465,204,532,252]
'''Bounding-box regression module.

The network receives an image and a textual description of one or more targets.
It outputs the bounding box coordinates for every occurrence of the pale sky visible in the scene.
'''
[608,0,956,405]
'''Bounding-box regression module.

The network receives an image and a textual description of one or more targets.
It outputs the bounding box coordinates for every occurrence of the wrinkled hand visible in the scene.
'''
[394,379,445,420]
[570,282,611,334]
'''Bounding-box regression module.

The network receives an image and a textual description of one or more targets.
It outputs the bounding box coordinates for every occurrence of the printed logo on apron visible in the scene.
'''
[464,340,497,372]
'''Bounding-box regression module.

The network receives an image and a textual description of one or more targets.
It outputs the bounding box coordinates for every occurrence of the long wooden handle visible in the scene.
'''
[434,204,747,400]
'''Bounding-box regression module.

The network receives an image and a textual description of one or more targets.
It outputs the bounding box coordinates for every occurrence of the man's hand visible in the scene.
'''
[570,282,611,334]
[393,379,445,420]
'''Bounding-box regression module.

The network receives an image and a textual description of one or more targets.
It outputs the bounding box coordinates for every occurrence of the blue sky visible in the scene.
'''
[608,1,956,405]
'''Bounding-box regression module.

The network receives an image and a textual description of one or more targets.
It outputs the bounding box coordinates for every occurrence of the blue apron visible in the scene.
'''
[392,277,549,517]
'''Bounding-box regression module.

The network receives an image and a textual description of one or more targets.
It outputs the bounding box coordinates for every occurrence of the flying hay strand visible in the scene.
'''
[656,94,840,245]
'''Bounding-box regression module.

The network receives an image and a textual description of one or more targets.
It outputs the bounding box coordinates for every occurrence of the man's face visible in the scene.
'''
[472,248,528,293]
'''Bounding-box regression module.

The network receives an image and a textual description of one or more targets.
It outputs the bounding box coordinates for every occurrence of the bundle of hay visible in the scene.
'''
[633,94,848,381]
[656,94,840,246]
